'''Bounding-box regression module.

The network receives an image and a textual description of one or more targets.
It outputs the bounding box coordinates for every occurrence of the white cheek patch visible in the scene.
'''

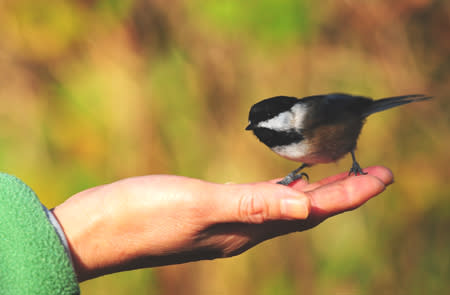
[257,103,308,131]
[257,111,293,131]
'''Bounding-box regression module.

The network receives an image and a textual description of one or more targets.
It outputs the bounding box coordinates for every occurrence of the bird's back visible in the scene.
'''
[298,94,372,164]
[300,93,372,128]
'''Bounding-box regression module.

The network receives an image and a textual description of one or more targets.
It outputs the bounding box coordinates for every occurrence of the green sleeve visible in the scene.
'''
[0,173,80,295]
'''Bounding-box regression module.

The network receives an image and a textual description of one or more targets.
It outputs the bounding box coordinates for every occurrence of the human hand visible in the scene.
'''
[52,166,393,282]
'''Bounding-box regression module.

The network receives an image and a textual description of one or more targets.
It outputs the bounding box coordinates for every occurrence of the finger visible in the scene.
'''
[267,178,309,187]
[213,182,311,223]
[305,173,387,221]
[364,166,394,184]
[302,166,393,192]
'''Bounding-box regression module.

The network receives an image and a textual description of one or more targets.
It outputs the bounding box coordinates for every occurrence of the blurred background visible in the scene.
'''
[0,0,448,294]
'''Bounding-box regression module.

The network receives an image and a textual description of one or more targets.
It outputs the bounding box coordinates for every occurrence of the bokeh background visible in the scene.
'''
[0,0,448,294]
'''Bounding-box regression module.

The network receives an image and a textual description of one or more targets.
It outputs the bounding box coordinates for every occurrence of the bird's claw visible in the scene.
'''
[348,161,367,176]
[277,172,309,185]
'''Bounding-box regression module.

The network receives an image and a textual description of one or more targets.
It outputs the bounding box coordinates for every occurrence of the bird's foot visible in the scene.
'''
[348,161,367,176]
[277,171,309,186]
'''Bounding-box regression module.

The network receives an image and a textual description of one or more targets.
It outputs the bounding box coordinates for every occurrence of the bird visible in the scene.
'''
[245,93,431,185]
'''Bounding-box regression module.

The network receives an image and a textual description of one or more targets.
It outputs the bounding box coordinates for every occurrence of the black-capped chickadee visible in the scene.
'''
[246,93,431,185]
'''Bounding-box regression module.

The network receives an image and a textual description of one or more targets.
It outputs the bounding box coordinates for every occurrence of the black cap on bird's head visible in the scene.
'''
[245,96,299,130]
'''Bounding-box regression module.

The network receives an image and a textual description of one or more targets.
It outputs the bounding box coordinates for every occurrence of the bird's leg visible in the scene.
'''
[277,163,310,185]
[348,150,367,176]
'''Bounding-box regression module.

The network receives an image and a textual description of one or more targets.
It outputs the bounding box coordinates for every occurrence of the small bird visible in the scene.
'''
[246,93,431,185]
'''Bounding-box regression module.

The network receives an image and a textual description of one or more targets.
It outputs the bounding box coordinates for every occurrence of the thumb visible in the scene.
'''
[214,182,310,224]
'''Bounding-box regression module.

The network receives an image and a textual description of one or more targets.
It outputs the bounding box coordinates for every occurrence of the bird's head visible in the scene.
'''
[246,96,306,148]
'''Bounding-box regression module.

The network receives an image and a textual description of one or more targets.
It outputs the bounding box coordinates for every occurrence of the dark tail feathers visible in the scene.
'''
[363,94,432,117]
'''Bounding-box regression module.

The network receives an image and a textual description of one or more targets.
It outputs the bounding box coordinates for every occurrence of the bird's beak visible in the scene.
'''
[245,123,254,130]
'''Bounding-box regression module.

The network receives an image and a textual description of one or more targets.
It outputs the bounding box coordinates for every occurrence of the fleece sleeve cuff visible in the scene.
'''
[0,172,80,295]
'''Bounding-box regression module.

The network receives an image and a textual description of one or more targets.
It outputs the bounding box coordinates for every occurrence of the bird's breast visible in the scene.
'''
[271,140,313,162]
[271,139,352,164]
[271,120,364,164]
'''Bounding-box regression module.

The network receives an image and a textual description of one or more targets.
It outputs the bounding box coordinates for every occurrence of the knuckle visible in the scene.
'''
[238,193,269,224]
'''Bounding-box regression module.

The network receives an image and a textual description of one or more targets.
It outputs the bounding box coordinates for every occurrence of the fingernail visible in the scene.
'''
[281,198,310,219]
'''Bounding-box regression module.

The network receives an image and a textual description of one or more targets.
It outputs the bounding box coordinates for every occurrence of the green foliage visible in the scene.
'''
[191,0,315,43]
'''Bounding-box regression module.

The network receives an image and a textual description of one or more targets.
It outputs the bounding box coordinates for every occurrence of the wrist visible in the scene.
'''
[52,185,122,281]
